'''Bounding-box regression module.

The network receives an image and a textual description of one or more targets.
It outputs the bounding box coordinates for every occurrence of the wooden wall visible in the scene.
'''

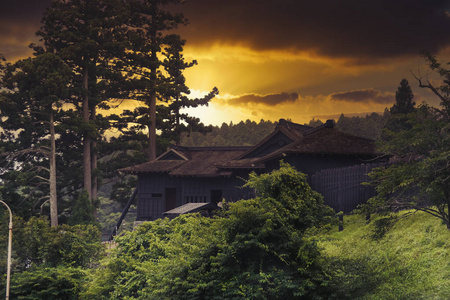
[265,154,375,177]
[137,172,253,220]
[136,160,387,220]
[311,163,386,213]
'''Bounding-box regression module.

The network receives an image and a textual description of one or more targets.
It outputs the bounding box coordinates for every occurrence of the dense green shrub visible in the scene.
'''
[9,266,87,300]
[0,216,103,298]
[8,216,103,269]
[83,163,335,299]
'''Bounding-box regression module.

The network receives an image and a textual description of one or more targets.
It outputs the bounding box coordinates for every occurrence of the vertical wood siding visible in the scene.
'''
[137,173,253,220]
[311,163,386,213]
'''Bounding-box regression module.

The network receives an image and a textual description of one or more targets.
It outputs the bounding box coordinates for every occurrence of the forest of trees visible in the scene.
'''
[0,0,217,228]
[179,119,277,146]
[178,112,389,148]
[0,0,449,298]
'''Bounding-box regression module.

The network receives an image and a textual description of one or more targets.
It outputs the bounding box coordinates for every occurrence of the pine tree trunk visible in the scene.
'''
[83,67,92,198]
[148,30,157,161]
[49,109,58,227]
[148,93,157,161]
[91,104,98,218]
[175,96,180,146]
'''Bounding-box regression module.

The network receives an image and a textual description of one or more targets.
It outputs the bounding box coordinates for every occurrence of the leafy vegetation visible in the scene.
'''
[0,215,103,298]
[83,163,336,299]
[86,203,450,299]
[10,266,87,300]
[0,0,216,226]
[0,0,448,295]
[0,162,449,298]
[366,56,450,228]
[0,216,103,271]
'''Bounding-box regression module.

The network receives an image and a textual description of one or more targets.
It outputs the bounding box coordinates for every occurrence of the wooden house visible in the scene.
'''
[120,119,382,221]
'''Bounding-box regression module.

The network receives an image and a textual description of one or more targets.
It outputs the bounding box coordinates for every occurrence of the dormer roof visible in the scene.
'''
[119,146,251,176]
[238,119,312,159]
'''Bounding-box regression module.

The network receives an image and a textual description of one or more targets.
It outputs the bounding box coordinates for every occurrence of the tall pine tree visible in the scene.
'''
[116,0,217,158]
[390,79,415,115]
[1,53,72,226]
[36,0,128,203]
[384,79,416,134]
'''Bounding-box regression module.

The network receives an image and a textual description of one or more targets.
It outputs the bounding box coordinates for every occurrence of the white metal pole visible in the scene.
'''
[0,200,12,300]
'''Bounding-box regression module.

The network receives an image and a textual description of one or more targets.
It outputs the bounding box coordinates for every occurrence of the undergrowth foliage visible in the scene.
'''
[0,215,103,298]
[83,163,336,299]
[318,212,450,299]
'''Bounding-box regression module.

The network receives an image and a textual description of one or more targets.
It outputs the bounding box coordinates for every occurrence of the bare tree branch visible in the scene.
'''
[410,69,448,103]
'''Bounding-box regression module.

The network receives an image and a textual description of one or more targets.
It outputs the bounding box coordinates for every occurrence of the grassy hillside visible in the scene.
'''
[318,211,450,299]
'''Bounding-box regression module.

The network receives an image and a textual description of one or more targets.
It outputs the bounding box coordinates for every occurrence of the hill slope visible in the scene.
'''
[318,211,450,299]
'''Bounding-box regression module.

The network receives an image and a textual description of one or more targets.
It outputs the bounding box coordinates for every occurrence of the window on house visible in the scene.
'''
[185,196,207,203]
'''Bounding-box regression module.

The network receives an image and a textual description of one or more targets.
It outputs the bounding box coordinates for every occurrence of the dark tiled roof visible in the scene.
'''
[238,127,301,159]
[257,125,379,163]
[120,120,380,176]
[169,149,245,176]
[277,119,313,135]
[120,146,251,176]
[119,160,185,174]
[216,157,265,169]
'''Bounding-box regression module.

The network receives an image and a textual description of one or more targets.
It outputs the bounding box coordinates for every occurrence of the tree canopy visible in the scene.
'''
[367,55,450,229]
[0,0,215,225]
[390,79,415,115]
[0,53,72,225]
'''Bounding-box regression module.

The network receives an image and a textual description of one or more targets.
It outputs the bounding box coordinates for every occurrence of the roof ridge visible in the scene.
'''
[277,118,313,132]
[155,148,189,161]
[172,145,252,151]
[303,124,326,135]
[236,126,300,160]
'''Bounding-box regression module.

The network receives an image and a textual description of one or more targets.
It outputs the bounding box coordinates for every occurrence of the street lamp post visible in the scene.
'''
[0,200,12,300]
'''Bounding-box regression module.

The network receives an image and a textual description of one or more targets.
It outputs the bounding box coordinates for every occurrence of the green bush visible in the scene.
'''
[11,217,103,269]
[10,266,87,300]
[83,163,336,299]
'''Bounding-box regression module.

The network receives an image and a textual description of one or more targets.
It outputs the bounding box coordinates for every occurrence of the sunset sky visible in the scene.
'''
[1,0,450,125]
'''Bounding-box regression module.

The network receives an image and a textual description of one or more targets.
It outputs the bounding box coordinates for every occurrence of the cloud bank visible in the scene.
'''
[330,89,394,104]
[227,92,299,106]
[2,0,449,63]
[179,0,450,60]
[224,88,394,108]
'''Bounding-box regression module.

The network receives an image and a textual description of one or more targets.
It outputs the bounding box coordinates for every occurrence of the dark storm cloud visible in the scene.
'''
[179,0,450,60]
[330,89,394,104]
[2,0,449,62]
[0,1,52,21]
[0,0,52,60]
[228,92,299,106]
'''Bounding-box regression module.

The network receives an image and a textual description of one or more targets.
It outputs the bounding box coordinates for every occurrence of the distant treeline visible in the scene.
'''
[180,111,389,147]
[180,119,277,146]
[331,111,389,140]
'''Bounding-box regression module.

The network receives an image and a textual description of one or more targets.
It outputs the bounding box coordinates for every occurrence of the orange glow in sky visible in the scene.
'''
[1,1,450,126]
